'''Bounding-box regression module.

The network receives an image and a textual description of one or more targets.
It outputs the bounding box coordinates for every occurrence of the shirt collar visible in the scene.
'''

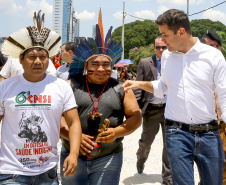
[66,63,71,68]
[156,56,160,62]
[186,37,201,54]
[171,37,201,55]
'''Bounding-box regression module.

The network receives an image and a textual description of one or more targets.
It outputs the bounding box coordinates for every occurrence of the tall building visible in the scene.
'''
[92,25,96,39]
[52,0,80,44]
[72,9,80,38]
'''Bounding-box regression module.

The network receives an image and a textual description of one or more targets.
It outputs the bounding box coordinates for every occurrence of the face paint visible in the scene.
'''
[87,70,94,75]
[106,70,111,76]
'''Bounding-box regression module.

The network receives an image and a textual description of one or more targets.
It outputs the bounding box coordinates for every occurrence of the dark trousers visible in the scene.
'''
[136,104,171,181]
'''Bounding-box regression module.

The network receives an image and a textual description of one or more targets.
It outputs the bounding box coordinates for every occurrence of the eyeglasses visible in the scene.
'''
[155,46,167,50]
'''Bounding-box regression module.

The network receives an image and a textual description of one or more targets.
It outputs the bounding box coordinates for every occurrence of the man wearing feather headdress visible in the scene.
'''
[59,8,142,185]
[0,11,82,184]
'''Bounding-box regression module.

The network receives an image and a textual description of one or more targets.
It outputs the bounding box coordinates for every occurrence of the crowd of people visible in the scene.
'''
[0,7,225,185]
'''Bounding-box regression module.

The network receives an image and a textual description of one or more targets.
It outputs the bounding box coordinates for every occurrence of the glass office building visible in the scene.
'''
[52,0,79,44]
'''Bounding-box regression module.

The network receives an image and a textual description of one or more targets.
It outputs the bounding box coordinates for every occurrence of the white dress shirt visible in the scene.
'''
[149,56,167,104]
[56,63,70,81]
[152,39,226,124]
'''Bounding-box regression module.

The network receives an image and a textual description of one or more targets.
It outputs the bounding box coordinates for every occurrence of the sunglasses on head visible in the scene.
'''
[155,46,167,50]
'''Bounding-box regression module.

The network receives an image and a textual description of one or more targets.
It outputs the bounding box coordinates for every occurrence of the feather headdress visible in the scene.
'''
[1,10,61,58]
[69,8,122,78]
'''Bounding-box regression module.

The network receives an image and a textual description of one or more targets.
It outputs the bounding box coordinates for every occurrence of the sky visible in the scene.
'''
[0,0,225,38]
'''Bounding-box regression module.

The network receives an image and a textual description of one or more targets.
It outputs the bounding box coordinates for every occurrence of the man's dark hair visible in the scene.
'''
[0,51,6,67]
[155,9,192,35]
[63,42,77,52]
[154,35,162,47]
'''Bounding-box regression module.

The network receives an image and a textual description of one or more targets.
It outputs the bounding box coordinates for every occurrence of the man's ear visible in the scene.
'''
[84,62,88,70]
[68,50,73,56]
[178,28,186,37]
[19,54,23,64]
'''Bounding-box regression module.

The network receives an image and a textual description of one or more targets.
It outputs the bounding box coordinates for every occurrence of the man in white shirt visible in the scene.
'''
[56,42,77,81]
[0,11,82,184]
[0,58,56,82]
[122,9,226,185]
[110,66,118,79]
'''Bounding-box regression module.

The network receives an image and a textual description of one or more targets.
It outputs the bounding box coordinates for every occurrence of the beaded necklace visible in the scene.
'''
[86,75,108,120]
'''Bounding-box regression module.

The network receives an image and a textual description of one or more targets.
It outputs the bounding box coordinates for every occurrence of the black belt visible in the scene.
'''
[165,119,221,133]
[149,103,166,108]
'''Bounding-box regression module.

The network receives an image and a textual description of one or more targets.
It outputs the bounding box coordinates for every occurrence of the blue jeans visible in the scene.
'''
[60,145,122,185]
[0,166,58,185]
[165,125,224,185]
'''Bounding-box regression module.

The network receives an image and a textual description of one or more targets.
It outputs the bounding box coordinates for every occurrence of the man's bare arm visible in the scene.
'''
[121,80,154,93]
[0,76,6,82]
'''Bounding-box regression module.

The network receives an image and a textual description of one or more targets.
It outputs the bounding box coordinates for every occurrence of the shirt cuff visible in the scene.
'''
[151,80,164,99]
[221,112,226,123]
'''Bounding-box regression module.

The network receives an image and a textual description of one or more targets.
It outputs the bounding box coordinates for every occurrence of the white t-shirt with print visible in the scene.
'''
[0,74,77,175]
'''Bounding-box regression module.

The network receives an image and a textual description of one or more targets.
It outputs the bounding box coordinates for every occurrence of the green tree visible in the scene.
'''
[111,20,159,59]
[190,19,226,40]
[112,19,226,62]
[129,44,155,65]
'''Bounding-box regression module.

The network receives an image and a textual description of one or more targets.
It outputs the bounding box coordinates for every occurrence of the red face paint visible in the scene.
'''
[87,70,94,75]
[106,70,111,76]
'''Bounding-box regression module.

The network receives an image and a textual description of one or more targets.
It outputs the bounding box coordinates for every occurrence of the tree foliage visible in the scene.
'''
[190,19,226,40]
[112,19,226,60]
[111,20,159,59]
[129,44,155,65]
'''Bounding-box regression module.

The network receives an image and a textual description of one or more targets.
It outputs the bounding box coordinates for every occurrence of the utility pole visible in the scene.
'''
[121,2,125,60]
[187,0,189,15]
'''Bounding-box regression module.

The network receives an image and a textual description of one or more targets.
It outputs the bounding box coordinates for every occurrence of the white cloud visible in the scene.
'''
[130,0,148,2]
[0,0,23,14]
[113,12,124,20]
[158,5,169,15]
[134,10,156,20]
[157,0,205,6]
[210,1,214,5]
[202,9,226,25]
[75,10,95,21]
[114,10,155,21]
[26,0,53,17]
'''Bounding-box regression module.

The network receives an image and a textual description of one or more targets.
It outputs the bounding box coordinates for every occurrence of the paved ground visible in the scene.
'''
[57,125,199,185]
[117,125,199,185]
[0,122,199,185]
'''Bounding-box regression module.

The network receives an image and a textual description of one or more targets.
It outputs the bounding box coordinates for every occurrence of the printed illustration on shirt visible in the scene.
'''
[18,111,47,143]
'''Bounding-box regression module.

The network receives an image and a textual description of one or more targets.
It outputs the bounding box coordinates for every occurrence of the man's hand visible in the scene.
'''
[121,80,141,93]
[63,154,78,176]
[96,128,117,143]
[80,134,94,155]
[122,80,154,94]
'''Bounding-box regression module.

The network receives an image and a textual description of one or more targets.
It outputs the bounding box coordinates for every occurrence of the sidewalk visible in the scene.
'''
[0,122,199,185]
[57,125,199,185]
[118,126,199,185]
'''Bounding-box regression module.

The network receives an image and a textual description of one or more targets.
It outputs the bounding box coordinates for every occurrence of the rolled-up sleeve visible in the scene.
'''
[152,78,167,99]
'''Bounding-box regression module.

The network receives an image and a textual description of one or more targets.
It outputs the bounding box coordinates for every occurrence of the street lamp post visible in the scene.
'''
[187,0,189,15]
[121,2,125,60]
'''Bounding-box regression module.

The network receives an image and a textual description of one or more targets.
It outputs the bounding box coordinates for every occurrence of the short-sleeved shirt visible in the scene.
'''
[0,74,76,175]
